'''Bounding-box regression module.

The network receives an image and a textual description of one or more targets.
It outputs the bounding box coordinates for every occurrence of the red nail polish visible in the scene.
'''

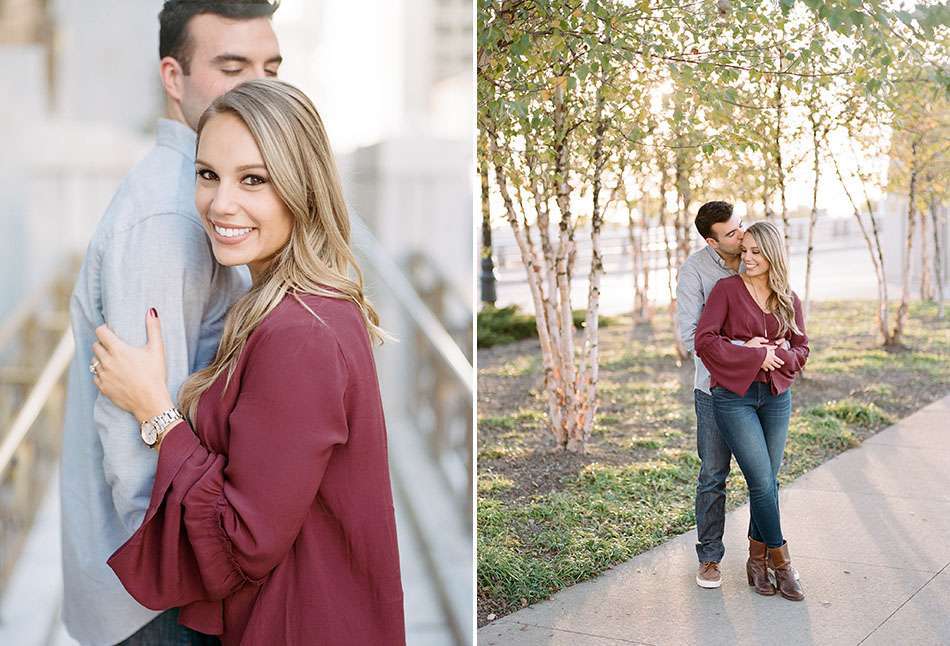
[149,308,158,318]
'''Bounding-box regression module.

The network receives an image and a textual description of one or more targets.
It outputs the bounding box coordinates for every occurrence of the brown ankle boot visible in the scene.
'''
[746,538,775,596]
[767,541,805,601]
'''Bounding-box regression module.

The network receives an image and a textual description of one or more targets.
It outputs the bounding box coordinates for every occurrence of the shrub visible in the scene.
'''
[477,305,615,348]
[477,306,538,348]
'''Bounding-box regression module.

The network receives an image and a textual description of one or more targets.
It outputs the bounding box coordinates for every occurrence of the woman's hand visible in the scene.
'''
[92,309,174,423]
[760,346,785,372]
[745,336,774,348]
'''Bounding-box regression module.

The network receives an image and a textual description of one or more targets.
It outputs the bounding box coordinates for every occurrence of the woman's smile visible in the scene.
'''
[210,219,258,245]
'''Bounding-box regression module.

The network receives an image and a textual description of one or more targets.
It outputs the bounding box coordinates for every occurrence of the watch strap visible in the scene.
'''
[142,408,183,447]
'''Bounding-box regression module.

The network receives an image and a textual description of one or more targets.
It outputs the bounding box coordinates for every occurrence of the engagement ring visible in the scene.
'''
[89,360,100,376]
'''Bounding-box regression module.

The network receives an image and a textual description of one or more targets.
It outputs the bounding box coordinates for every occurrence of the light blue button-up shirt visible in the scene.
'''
[59,119,249,645]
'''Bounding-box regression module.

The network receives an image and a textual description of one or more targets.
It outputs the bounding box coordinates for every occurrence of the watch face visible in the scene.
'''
[142,422,158,445]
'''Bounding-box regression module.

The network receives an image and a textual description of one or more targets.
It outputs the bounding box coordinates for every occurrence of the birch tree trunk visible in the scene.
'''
[828,142,896,345]
[573,87,610,451]
[673,153,692,268]
[919,205,933,301]
[804,111,821,319]
[487,133,567,445]
[672,164,690,362]
[931,196,945,319]
[894,140,918,345]
[774,65,791,256]
[660,165,687,362]
[526,146,564,378]
[640,179,653,324]
[551,82,579,446]
[626,198,647,328]
[479,153,497,305]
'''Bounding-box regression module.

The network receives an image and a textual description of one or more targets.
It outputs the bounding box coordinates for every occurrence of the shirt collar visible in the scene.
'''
[705,245,743,274]
[705,245,728,269]
[156,118,197,161]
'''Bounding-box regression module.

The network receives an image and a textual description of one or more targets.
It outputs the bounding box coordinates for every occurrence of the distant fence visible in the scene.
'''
[491,214,878,282]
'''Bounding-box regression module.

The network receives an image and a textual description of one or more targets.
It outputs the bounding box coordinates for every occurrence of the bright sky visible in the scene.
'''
[272,0,404,154]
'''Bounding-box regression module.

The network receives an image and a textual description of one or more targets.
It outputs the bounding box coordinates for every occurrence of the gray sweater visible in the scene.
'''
[59,119,249,645]
[675,245,740,394]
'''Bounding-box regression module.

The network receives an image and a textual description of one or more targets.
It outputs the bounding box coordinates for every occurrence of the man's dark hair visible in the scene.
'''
[694,201,734,241]
[159,0,280,74]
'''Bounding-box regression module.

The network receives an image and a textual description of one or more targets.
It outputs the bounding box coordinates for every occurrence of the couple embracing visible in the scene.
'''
[61,1,405,644]
[676,201,809,602]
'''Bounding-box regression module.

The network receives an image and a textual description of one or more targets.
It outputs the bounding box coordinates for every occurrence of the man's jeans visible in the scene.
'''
[711,382,792,548]
[116,608,220,646]
[694,389,732,563]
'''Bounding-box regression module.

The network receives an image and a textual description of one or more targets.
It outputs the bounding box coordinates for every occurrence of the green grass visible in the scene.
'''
[478,473,516,495]
[480,354,541,378]
[478,455,699,609]
[477,299,949,622]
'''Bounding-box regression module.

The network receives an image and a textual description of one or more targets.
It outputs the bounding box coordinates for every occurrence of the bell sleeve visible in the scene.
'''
[773,293,809,379]
[107,321,349,612]
[694,280,767,396]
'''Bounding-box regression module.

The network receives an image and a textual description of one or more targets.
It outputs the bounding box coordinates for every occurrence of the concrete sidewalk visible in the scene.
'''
[479,394,950,646]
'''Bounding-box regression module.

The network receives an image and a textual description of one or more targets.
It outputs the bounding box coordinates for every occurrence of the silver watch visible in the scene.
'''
[141,408,184,447]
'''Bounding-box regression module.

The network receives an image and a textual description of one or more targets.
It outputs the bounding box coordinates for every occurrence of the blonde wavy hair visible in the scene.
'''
[178,78,383,424]
[743,221,802,337]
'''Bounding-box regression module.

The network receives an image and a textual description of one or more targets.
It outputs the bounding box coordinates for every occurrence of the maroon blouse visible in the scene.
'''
[695,275,809,397]
[107,293,405,645]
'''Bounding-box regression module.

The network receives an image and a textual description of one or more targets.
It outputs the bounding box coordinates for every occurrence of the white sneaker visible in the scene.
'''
[696,562,722,588]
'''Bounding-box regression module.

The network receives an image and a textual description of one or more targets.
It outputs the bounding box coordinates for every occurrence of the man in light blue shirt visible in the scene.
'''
[675,201,744,590]
[61,2,282,643]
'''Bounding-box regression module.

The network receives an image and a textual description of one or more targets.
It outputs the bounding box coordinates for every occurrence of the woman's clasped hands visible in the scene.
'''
[745,336,785,372]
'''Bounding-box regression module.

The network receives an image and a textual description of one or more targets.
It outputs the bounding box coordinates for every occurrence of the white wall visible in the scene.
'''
[341,137,473,304]
[0,1,158,320]
[0,44,47,316]
[51,0,162,131]
[881,194,949,298]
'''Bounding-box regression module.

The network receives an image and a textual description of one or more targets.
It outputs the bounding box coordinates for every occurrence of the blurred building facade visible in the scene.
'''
[0,0,152,320]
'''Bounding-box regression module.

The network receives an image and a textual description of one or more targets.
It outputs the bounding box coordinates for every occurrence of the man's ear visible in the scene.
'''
[705,236,719,249]
[159,56,185,103]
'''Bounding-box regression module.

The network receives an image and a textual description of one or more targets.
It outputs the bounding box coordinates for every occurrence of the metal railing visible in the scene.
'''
[353,218,473,391]
[0,331,73,479]
[0,268,74,597]
[351,216,473,645]
[351,216,473,518]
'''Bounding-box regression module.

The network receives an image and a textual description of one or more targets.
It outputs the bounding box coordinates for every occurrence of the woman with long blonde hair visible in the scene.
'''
[695,220,809,602]
[89,79,405,644]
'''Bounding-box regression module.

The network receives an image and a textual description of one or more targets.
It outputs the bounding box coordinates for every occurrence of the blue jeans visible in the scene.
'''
[115,608,220,646]
[694,389,732,563]
[711,382,791,548]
